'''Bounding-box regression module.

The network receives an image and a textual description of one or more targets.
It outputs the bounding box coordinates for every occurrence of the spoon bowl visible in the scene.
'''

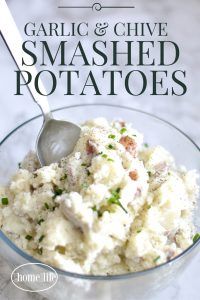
[37,119,81,166]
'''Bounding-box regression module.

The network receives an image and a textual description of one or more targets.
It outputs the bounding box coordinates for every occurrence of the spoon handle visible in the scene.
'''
[0,0,52,122]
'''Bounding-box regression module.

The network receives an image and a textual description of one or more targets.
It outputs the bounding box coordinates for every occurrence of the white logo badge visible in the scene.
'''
[11,263,58,292]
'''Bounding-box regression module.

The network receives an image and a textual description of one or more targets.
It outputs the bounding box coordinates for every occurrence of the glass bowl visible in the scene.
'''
[0,104,199,300]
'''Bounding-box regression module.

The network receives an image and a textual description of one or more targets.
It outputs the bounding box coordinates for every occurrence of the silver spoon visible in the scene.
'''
[0,0,81,166]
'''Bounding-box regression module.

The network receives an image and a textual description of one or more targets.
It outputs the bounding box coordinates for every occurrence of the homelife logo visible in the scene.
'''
[11,263,58,292]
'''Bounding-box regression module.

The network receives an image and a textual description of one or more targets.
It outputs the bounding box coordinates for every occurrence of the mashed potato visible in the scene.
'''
[0,118,199,275]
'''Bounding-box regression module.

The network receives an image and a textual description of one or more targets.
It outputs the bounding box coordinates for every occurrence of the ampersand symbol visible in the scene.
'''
[94,23,109,36]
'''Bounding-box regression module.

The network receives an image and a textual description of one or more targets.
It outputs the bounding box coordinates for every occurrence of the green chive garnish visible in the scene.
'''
[144,143,149,148]
[107,188,127,214]
[25,235,33,241]
[153,256,160,263]
[92,206,102,218]
[81,163,87,167]
[193,233,200,243]
[37,248,43,255]
[1,198,9,205]
[53,187,63,199]
[38,219,44,225]
[108,134,116,139]
[116,187,121,193]
[39,235,45,243]
[108,144,115,150]
[44,203,49,210]
[87,170,91,176]
[92,205,97,212]
[120,128,127,134]
[107,158,114,162]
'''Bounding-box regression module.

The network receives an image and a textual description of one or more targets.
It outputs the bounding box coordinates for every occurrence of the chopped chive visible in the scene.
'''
[107,144,115,150]
[144,143,149,148]
[147,171,152,177]
[168,172,171,176]
[60,174,67,181]
[97,211,103,218]
[39,235,45,243]
[53,187,63,199]
[108,134,116,139]
[108,197,127,214]
[107,158,114,162]
[38,219,44,225]
[120,128,127,134]
[193,233,200,243]
[137,229,142,233]
[86,170,91,176]
[132,134,137,137]
[54,187,63,195]
[18,162,22,169]
[116,187,121,193]
[1,198,9,205]
[102,154,114,162]
[107,188,127,214]
[44,203,49,210]
[92,205,97,212]
[81,163,87,167]
[153,256,160,263]
[147,204,151,209]
[92,206,102,218]
[37,247,43,255]
[25,235,33,241]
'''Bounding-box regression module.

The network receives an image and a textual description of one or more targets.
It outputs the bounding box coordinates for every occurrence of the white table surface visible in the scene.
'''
[0,0,199,299]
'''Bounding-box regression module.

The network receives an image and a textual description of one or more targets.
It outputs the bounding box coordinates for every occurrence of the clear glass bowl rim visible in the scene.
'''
[0,103,199,281]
